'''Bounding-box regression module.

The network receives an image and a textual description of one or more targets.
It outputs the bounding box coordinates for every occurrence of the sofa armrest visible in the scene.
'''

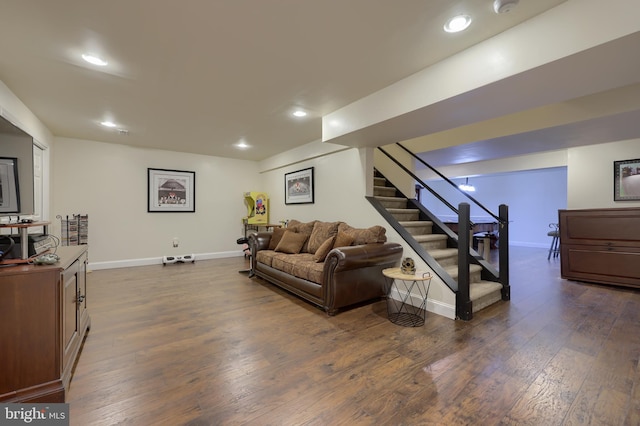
[324,242,403,272]
[248,232,272,272]
[323,242,403,315]
[248,231,272,252]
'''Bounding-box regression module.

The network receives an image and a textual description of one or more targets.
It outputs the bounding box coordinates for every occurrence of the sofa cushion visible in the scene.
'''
[287,219,316,234]
[256,250,277,267]
[334,230,355,248]
[271,252,315,276]
[274,230,308,254]
[313,236,336,263]
[268,227,287,250]
[293,257,324,283]
[308,221,340,254]
[337,223,387,245]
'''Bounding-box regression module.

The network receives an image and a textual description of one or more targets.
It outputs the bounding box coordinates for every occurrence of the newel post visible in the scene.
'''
[457,203,472,320]
[499,204,510,300]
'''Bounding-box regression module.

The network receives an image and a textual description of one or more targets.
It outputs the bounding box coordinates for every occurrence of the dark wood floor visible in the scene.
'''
[67,246,640,425]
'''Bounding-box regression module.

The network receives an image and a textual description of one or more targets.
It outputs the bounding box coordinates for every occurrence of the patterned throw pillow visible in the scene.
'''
[268,227,287,250]
[307,221,340,254]
[313,236,336,263]
[286,220,316,253]
[274,230,309,254]
[333,231,355,248]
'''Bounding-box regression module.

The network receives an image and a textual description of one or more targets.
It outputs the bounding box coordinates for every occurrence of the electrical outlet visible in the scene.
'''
[173,237,179,248]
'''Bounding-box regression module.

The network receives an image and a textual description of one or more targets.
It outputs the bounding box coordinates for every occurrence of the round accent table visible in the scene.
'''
[382,267,432,327]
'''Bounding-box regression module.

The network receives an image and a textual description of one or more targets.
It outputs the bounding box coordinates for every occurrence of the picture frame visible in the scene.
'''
[0,157,20,213]
[285,167,314,205]
[614,158,640,201]
[148,168,196,212]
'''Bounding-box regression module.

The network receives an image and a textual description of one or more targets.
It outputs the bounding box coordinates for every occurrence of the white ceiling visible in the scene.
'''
[0,0,572,162]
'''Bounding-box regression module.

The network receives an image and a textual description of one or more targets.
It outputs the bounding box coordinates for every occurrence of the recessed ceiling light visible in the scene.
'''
[100,121,117,128]
[235,140,250,149]
[82,54,108,66]
[444,15,472,33]
[292,110,307,118]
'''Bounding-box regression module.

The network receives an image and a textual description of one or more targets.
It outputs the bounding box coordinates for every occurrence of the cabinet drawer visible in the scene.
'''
[559,208,640,246]
[561,244,640,287]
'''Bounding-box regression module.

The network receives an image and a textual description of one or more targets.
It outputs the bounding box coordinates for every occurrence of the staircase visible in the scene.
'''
[373,175,504,317]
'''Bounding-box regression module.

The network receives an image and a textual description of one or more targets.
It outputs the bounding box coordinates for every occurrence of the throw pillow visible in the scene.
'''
[333,230,355,248]
[274,230,308,254]
[308,221,340,254]
[268,227,287,250]
[313,236,336,263]
[286,220,316,253]
[337,223,387,245]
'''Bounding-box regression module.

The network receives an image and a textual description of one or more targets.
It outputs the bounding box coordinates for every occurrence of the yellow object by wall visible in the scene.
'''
[244,192,268,224]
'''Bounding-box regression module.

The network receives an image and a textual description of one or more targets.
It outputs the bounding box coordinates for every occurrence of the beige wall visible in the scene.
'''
[567,138,640,209]
[258,143,378,226]
[51,137,260,269]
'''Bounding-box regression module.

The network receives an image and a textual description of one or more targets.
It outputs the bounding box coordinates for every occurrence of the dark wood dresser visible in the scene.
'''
[0,245,90,402]
[559,207,640,288]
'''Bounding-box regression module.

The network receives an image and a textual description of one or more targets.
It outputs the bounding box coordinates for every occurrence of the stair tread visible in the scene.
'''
[470,281,503,313]
[374,195,407,201]
[414,234,447,242]
[444,264,483,275]
[469,280,502,295]
[427,248,458,259]
[387,208,419,212]
[399,220,433,226]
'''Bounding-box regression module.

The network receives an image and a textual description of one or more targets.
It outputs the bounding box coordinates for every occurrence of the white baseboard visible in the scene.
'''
[388,287,456,321]
[89,250,244,271]
[508,241,549,248]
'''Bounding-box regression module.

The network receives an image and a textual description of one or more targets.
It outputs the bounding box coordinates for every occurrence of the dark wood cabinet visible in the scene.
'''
[0,245,90,402]
[559,207,640,288]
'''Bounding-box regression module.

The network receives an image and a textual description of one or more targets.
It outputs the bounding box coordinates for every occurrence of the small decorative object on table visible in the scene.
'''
[400,257,416,275]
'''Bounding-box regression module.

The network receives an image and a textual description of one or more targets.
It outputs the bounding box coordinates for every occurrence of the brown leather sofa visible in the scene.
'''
[248,220,403,315]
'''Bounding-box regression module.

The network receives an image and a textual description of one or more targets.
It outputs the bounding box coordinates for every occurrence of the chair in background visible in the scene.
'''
[547,223,560,260]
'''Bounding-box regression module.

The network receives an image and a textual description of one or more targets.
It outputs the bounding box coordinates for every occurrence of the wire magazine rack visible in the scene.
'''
[56,214,88,246]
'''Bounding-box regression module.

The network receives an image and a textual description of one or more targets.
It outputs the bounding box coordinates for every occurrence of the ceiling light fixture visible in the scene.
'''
[292,110,307,118]
[100,121,117,128]
[235,140,250,149]
[82,54,108,66]
[458,178,476,192]
[444,15,472,33]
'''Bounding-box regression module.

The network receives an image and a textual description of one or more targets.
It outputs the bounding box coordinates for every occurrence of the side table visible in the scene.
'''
[382,267,432,327]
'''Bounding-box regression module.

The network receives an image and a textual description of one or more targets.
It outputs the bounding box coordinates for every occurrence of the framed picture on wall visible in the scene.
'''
[614,158,640,201]
[285,167,314,204]
[148,168,196,212]
[0,157,20,213]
